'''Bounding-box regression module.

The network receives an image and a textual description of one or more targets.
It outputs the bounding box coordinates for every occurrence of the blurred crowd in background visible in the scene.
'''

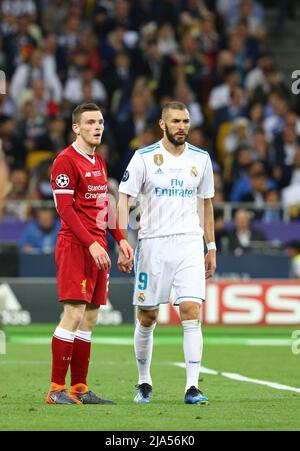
[0,0,300,263]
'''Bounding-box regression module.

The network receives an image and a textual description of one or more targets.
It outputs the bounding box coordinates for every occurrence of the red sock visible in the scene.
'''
[70,330,91,387]
[51,327,75,386]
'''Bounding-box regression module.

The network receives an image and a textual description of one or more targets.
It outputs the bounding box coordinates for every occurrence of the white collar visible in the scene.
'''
[160,139,187,158]
[72,142,96,165]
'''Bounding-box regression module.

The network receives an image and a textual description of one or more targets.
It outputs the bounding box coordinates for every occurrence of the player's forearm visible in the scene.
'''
[203,198,215,245]
[107,200,125,244]
[108,225,125,244]
[57,202,95,248]
[117,193,130,239]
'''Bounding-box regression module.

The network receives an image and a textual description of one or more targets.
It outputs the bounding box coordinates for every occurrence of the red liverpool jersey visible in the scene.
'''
[51,143,123,248]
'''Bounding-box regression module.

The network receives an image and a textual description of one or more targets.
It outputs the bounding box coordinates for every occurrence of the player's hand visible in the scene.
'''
[119,239,134,261]
[118,254,132,273]
[89,241,111,271]
[205,250,216,279]
[118,239,134,273]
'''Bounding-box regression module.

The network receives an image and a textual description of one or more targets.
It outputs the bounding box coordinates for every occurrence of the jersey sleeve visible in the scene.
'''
[197,155,215,199]
[51,156,95,248]
[51,155,77,195]
[118,151,145,198]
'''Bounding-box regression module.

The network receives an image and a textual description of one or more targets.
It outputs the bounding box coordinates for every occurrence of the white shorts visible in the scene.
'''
[133,234,205,309]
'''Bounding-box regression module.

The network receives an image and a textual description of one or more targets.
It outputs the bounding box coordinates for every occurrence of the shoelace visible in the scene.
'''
[79,390,93,397]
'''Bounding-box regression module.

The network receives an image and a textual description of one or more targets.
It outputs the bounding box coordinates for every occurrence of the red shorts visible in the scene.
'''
[55,236,109,305]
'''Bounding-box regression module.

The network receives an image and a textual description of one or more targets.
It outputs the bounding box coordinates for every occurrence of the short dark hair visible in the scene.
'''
[72,103,101,124]
[161,101,188,120]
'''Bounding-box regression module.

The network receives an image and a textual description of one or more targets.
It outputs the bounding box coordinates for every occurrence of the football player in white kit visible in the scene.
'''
[118,102,216,404]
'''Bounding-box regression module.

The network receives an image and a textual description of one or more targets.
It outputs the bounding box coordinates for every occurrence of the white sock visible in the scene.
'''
[53,326,75,343]
[134,320,156,386]
[75,330,92,342]
[182,319,203,393]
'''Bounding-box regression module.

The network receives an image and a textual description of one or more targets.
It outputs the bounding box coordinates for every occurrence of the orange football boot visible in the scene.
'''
[46,382,82,404]
[69,383,115,404]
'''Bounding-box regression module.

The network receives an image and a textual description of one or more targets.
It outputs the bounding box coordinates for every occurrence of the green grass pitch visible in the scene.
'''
[0,324,300,431]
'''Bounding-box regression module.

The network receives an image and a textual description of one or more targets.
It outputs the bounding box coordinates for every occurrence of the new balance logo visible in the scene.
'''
[85,172,92,177]
[155,168,164,174]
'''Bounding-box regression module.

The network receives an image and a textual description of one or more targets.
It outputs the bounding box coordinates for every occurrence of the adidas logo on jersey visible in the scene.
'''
[85,172,92,177]
[154,168,164,175]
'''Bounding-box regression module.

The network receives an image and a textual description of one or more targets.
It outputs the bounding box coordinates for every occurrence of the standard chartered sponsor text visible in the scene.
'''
[85,184,107,199]
[88,184,107,191]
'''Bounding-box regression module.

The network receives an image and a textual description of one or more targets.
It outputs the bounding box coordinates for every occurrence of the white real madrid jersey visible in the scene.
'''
[119,140,215,239]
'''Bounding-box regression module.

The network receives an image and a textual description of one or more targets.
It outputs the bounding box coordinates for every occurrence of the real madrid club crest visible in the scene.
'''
[154,154,164,166]
[138,292,146,303]
[190,166,198,177]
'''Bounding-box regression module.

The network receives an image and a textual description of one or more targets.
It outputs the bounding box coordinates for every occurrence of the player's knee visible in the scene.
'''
[140,318,154,327]
[64,308,85,329]
[179,302,201,320]
[139,310,158,327]
[86,318,97,330]
[82,315,98,331]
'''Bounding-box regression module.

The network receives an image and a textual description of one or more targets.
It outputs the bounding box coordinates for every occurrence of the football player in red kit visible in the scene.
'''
[46,103,133,405]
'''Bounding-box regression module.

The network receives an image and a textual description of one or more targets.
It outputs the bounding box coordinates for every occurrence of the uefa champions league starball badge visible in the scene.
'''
[56,174,70,188]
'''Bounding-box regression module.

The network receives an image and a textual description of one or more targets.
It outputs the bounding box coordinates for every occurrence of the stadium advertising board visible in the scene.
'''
[0,278,134,325]
[1,279,300,326]
[158,281,300,326]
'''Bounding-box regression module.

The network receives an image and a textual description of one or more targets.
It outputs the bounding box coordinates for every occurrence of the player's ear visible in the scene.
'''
[72,123,80,135]
[159,119,165,132]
